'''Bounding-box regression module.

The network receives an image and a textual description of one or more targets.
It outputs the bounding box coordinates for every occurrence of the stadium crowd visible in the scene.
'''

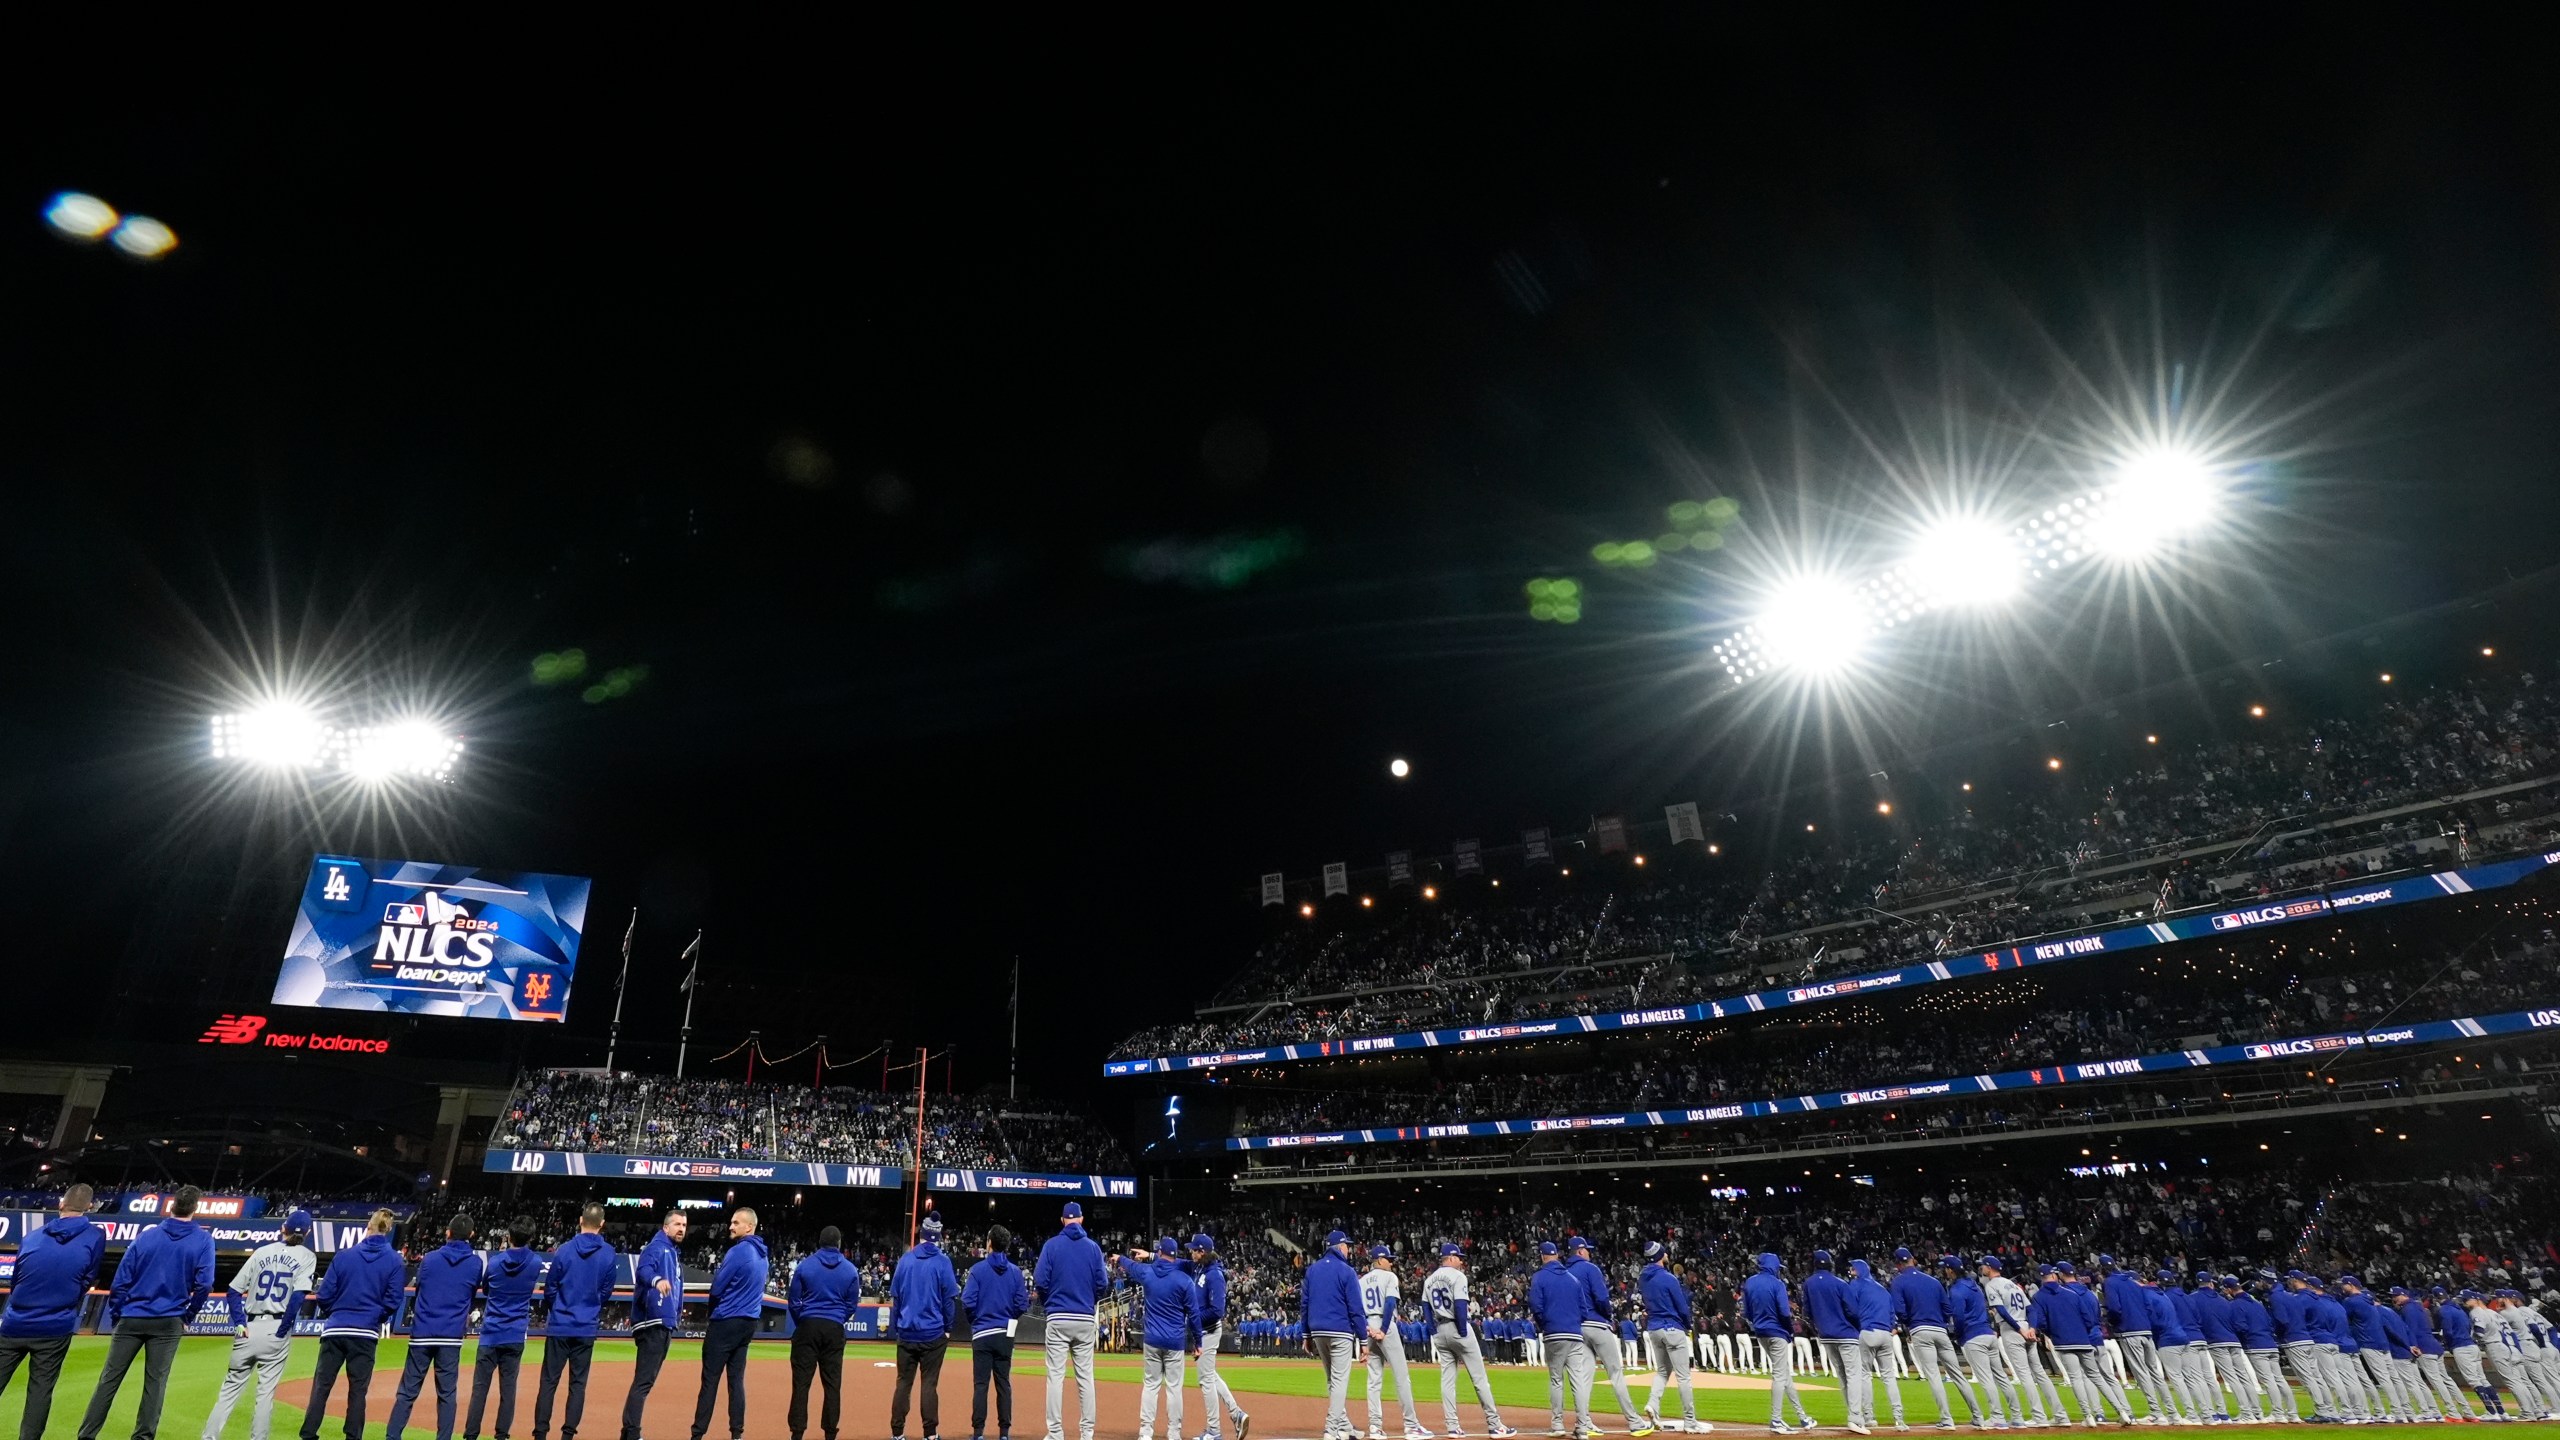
[1119,676,2560,1060]
[1224,937,2560,1136]
[488,1070,1131,1174]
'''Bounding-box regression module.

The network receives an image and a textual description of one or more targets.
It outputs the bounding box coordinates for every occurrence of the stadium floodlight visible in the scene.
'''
[210,703,331,769]
[210,704,463,783]
[344,721,465,782]
[2088,446,2217,560]
[1744,573,1873,677]
[1901,516,2025,608]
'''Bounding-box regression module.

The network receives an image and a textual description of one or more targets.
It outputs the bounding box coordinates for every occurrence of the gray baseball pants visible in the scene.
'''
[1043,1315,1098,1440]
[1431,1328,1502,1434]
[203,1331,293,1440]
[1962,1334,2020,1424]
[1197,1325,1247,1438]
[2280,1341,2335,1417]
[1316,1334,1359,1439]
[1996,1332,2061,1423]
[1545,1334,1595,1435]
[1642,1330,1695,1427]
[1761,1337,1810,1429]
[1858,1329,1906,1424]
[1905,1325,1985,1423]
[1581,1323,1638,1425]
[1366,1330,1423,1433]
[1823,1339,1869,1427]
[1139,1345,1187,1440]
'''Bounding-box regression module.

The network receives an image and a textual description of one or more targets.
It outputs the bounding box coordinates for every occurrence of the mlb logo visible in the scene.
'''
[384,903,427,926]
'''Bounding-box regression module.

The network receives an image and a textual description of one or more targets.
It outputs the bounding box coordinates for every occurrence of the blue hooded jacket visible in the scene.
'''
[965,1250,1030,1338]
[2438,1299,2475,1349]
[545,1231,622,1336]
[707,1233,769,1323]
[1302,1246,1365,1338]
[317,1232,406,1337]
[1529,1260,1586,1340]
[2228,1291,2277,1350]
[1890,1264,1952,1331]
[791,1247,860,1325]
[1,1214,106,1337]
[1945,1274,1993,1344]
[2102,1270,2151,1335]
[2269,1285,2313,1344]
[2396,1299,2443,1355]
[108,1216,216,1325]
[2342,1290,2403,1353]
[1803,1264,1856,1340]
[478,1246,541,1345]
[2165,1283,2205,1339]
[2191,1286,2237,1344]
[1191,1257,1230,1331]
[1847,1261,1893,1332]
[2311,1291,2355,1353]
[2145,1286,2194,1346]
[409,1240,483,1343]
[2030,1278,2099,1348]
[1640,1262,1692,1333]
[1033,1222,1108,1321]
[1568,1254,1612,1329]
[891,1240,959,1343]
[1123,1254,1201,1350]
[633,1229,685,1330]
[1742,1253,1792,1340]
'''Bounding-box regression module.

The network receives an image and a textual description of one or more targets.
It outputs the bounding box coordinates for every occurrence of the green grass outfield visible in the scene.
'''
[4,1338,2554,1440]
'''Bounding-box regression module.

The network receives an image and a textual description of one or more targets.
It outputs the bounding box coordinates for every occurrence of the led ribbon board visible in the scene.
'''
[275,854,592,1021]
[1226,1004,2560,1150]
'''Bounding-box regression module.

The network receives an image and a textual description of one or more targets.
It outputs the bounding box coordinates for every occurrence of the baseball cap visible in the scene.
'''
[2459,1289,2482,1300]
[1567,1235,1590,1251]
[2219,1275,2242,1287]
[1156,1236,1179,1255]
[1190,1233,1215,1251]
[2194,1271,2214,1284]
[2338,1274,2362,1288]
[2282,1269,2305,1281]
[1812,1248,1834,1266]
[1325,1229,1350,1247]
[1893,1246,1913,1262]
[1978,1256,2002,1271]
[2430,1286,2449,1298]
[1440,1242,1464,1258]
[1062,1202,1084,1221]
[2258,1269,2280,1283]
[920,1215,945,1238]
[2054,1261,2076,1276]
[2157,1269,2178,1283]
[284,1208,314,1236]
[1644,1241,1667,1261]
[1371,1245,1395,1260]
[2389,1285,2410,1297]
[2097,1253,2115,1267]
[1538,1241,1559,1256]
[1939,1255,1962,1270]
[2038,1261,2061,1277]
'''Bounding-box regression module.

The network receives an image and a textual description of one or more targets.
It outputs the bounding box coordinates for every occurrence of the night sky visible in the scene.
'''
[10,16,2560,1106]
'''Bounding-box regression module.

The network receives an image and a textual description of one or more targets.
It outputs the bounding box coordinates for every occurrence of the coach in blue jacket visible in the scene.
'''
[890,1215,960,1440]
[790,1226,860,1440]
[1035,1201,1108,1440]
[79,1186,217,1440]
[466,1218,543,1440]
[965,1226,1032,1440]
[0,1182,104,1440]
[533,1205,621,1440]
[693,1208,769,1440]
[1304,1230,1367,1440]
[302,1208,407,1440]
[1742,1253,1808,1432]
[1529,1242,1594,1439]
[386,1216,485,1440]
[626,1210,689,1440]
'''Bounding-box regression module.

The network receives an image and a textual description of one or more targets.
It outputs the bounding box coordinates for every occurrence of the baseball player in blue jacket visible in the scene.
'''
[299,1209,406,1440]
[385,1217,485,1440]
[1940,1256,2012,1428]
[1035,1202,1109,1440]
[538,1206,623,1440]
[0,1184,105,1440]
[1566,1239,1649,1437]
[1530,1244,1595,1440]
[1306,1231,1369,1440]
[966,1226,1033,1440]
[1802,1251,1865,1433]
[627,1211,688,1440]
[466,1220,543,1440]
[1847,1260,1906,1430]
[1743,1254,1813,1434]
[1634,1244,1699,1434]
[1889,1249,1986,1428]
[1184,1235,1251,1440]
[790,1226,861,1440]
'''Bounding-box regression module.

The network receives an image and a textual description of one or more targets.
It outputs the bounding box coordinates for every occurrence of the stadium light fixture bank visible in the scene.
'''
[209,702,463,782]
[1716,445,2224,681]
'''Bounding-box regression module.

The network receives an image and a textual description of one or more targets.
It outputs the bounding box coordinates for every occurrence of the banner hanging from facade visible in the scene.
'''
[1323,863,1348,896]
[1665,802,1704,847]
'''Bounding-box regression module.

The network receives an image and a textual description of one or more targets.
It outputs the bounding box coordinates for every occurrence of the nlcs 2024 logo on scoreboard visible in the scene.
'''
[373,891,499,983]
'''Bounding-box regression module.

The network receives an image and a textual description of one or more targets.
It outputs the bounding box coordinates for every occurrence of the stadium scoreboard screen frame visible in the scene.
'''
[273,854,593,1022]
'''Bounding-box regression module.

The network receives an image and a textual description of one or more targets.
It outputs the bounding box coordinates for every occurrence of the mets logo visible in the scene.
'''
[522,974,554,1007]
[197,1014,268,1045]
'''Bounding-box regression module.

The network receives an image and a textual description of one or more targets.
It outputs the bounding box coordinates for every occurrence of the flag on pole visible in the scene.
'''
[1665,801,1704,847]
[679,931,702,990]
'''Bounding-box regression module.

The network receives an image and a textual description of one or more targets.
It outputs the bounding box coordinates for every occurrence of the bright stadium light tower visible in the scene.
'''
[1899,515,2027,609]
[2084,445,2220,562]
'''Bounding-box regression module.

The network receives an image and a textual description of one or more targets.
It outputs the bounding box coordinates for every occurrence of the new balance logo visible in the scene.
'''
[321,867,353,903]
[198,1014,268,1045]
